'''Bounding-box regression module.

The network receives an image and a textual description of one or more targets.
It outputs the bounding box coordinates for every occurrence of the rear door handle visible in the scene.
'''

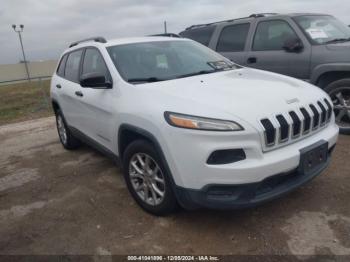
[247,57,257,64]
[75,91,83,97]
[56,84,61,89]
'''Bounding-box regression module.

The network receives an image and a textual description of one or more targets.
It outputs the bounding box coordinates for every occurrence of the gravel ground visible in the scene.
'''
[0,117,349,257]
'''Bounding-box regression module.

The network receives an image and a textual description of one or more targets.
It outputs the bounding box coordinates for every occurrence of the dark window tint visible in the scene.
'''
[180,26,215,46]
[57,54,68,77]
[253,20,298,51]
[64,50,83,82]
[216,23,250,52]
[82,48,110,80]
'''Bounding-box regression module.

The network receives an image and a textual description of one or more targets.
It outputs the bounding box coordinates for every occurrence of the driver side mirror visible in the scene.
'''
[283,38,304,53]
[80,72,112,89]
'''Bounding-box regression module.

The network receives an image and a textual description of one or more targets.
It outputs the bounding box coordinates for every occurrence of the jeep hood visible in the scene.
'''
[142,68,329,125]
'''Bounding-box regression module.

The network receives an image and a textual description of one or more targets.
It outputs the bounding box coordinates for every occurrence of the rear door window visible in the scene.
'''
[64,50,83,83]
[216,23,250,52]
[180,26,215,46]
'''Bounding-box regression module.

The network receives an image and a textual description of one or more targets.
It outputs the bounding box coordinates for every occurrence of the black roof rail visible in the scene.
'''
[184,13,279,30]
[185,16,251,30]
[149,33,181,38]
[249,13,279,18]
[69,36,107,48]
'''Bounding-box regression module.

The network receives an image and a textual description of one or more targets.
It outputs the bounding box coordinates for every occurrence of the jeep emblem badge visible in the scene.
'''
[286,98,299,104]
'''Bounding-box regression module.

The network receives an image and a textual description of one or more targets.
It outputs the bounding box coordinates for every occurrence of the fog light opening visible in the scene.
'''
[207,149,246,165]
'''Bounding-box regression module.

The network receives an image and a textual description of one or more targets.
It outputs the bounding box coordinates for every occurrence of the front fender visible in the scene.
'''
[117,122,186,205]
[310,63,350,84]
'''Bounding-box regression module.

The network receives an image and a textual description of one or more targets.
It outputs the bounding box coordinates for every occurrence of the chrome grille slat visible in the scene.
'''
[317,101,327,126]
[260,118,276,146]
[323,98,333,121]
[289,111,302,138]
[276,114,289,142]
[309,104,320,130]
[300,107,311,134]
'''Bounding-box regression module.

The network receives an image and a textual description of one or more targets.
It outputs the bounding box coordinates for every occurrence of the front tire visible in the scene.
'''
[324,79,350,135]
[55,110,80,149]
[122,140,178,216]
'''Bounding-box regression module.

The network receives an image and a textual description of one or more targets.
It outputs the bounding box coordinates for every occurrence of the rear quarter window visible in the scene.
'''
[180,26,215,46]
[56,54,68,77]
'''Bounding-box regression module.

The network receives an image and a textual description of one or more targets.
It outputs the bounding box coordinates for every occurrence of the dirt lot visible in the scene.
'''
[0,117,349,257]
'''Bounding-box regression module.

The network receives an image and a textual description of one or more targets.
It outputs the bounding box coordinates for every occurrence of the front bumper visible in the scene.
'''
[163,120,338,189]
[175,144,335,210]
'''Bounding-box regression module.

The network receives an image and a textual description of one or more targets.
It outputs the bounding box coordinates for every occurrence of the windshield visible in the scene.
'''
[294,15,350,44]
[107,40,239,84]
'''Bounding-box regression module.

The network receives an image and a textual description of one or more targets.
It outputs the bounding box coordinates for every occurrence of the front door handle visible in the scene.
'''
[75,91,84,97]
[56,84,61,89]
[247,57,257,64]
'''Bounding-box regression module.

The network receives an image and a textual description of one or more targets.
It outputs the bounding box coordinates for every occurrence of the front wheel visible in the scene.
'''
[122,140,178,216]
[325,79,350,135]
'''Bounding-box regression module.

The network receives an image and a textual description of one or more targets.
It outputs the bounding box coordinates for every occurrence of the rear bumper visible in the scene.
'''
[175,144,334,210]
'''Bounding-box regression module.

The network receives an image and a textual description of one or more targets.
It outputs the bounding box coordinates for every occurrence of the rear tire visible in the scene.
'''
[55,109,81,149]
[122,140,178,216]
[324,79,350,135]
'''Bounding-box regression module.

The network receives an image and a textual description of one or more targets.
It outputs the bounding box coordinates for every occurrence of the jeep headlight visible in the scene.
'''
[164,112,243,131]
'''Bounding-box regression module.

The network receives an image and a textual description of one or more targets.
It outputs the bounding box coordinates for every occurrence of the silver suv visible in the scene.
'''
[180,13,350,134]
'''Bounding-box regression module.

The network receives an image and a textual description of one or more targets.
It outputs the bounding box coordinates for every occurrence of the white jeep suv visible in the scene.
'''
[51,36,339,215]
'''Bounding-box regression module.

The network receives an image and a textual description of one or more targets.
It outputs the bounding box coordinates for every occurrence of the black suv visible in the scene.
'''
[180,13,350,134]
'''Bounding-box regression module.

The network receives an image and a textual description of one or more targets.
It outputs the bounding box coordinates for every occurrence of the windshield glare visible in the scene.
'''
[295,15,350,44]
[107,40,237,83]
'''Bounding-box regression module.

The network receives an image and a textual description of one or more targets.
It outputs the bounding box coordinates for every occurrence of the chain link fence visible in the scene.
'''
[0,77,53,126]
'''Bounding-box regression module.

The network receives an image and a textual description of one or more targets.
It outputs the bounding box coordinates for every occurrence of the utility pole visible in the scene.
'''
[164,21,167,34]
[12,24,30,81]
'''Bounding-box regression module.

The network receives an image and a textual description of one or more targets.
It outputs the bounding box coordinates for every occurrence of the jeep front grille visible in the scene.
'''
[260,99,333,149]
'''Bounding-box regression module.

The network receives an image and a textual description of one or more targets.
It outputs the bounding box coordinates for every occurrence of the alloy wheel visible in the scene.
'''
[129,153,166,206]
[330,87,350,128]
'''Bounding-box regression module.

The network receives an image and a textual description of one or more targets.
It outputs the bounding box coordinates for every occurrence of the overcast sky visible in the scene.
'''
[0,0,349,64]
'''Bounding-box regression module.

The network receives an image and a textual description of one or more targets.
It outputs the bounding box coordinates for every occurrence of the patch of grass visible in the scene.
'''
[0,80,53,125]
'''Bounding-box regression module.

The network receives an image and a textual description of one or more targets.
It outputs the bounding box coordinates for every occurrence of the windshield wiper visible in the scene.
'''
[127,77,166,83]
[325,37,350,44]
[128,68,231,83]
[176,69,220,79]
